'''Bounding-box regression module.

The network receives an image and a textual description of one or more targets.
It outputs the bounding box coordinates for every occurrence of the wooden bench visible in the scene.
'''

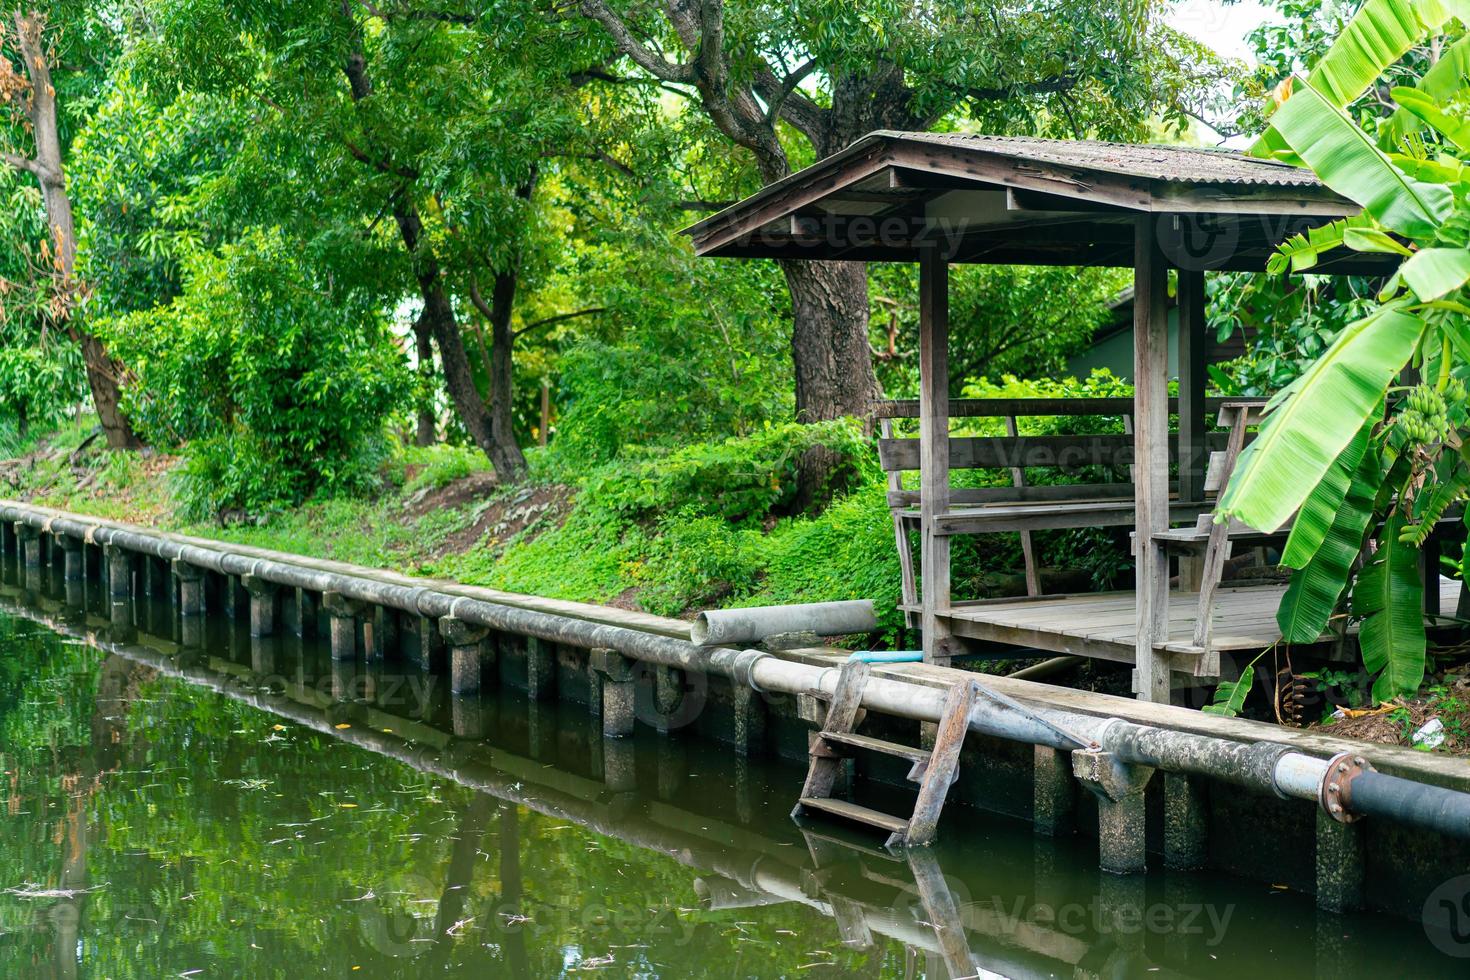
[879,396,1270,643]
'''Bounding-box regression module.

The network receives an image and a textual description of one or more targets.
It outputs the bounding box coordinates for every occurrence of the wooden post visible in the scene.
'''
[918,246,952,665]
[1005,415,1042,596]
[539,378,551,447]
[1133,216,1172,703]
[1177,268,1208,593]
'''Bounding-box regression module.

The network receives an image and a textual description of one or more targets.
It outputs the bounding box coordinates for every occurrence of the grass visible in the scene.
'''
[2,422,937,642]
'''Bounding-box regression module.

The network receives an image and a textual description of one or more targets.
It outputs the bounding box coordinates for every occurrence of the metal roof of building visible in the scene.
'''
[878,132,1321,188]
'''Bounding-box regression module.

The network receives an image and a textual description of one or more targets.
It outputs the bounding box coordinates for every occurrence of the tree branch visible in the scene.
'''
[342,136,420,180]
[762,56,816,124]
[514,307,606,338]
[0,150,39,176]
[578,0,694,82]
[967,73,1077,102]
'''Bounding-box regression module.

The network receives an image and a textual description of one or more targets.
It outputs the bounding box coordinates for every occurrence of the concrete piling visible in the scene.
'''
[440,615,490,696]
[1163,773,1209,871]
[1032,745,1077,837]
[525,636,556,701]
[1314,810,1365,912]
[15,522,40,573]
[323,592,365,662]
[1071,749,1154,874]
[241,574,280,638]
[731,684,766,757]
[592,648,636,737]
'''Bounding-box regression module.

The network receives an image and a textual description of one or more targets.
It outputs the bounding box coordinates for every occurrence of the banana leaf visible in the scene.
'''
[1267,215,1377,274]
[1390,152,1470,183]
[1401,247,1470,300]
[1277,440,1381,642]
[1270,79,1453,239]
[1281,424,1373,569]
[1390,87,1470,152]
[1252,0,1464,158]
[1218,302,1424,533]
[1381,34,1470,149]
[1353,512,1427,702]
[1201,665,1257,717]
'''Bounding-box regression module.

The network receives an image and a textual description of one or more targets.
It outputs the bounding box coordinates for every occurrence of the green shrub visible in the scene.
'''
[98,227,410,519]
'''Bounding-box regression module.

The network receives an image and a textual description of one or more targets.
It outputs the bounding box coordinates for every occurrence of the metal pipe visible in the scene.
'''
[7,502,1470,843]
[1007,656,1085,681]
[1349,770,1470,839]
[691,599,876,645]
[847,650,922,663]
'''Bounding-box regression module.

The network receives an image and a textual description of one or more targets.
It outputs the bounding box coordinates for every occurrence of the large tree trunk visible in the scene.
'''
[484,268,528,479]
[412,316,436,446]
[782,259,880,423]
[783,258,879,510]
[10,13,140,450]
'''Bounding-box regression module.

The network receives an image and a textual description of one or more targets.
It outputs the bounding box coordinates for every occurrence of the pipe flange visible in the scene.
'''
[1320,750,1374,823]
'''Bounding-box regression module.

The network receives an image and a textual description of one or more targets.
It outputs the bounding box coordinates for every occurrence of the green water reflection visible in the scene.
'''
[0,561,1466,978]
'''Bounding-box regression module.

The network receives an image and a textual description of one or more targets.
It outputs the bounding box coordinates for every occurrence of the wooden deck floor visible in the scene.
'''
[931,577,1465,665]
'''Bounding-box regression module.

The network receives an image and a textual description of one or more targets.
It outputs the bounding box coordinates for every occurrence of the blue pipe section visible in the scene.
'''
[847,650,923,664]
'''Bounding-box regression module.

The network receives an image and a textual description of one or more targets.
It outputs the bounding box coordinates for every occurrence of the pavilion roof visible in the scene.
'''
[684,131,1393,274]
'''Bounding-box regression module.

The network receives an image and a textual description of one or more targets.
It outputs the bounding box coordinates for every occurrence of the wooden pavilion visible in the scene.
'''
[685,133,1404,703]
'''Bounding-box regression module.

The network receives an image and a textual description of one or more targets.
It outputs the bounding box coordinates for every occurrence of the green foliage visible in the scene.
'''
[401,444,492,495]
[1355,513,1428,701]
[97,228,410,518]
[1223,3,1470,702]
[548,419,874,525]
[869,265,1130,394]
[0,171,88,437]
[1202,662,1258,717]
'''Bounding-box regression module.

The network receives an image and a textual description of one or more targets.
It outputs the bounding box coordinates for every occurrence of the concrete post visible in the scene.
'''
[653,664,684,733]
[251,635,279,675]
[525,637,556,702]
[603,737,637,793]
[219,572,247,620]
[591,648,636,737]
[452,694,486,739]
[409,616,443,672]
[15,522,40,572]
[322,592,365,662]
[1033,745,1077,837]
[1072,749,1155,874]
[368,606,398,662]
[1314,811,1364,912]
[172,560,206,648]
[241,574,280,638]
[439,615,490,696]
[1163,773,1209,871]
[55,534,83,581]
[103,544,133,600]
[731,684,767,757]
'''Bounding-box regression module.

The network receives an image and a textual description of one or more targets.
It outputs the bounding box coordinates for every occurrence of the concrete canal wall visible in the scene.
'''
[2,499,1467,921]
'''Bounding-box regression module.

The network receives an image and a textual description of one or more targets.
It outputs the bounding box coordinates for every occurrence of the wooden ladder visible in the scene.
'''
[791,661,979,848]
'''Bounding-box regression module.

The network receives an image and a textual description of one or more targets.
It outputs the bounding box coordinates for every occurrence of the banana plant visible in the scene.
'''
[1221,4,1470,702]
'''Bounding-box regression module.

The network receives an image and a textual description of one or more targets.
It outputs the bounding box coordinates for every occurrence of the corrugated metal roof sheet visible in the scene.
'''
[880,131,1320,188]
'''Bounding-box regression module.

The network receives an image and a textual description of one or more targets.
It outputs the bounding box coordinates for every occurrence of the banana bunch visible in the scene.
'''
[1397,384,1450,446]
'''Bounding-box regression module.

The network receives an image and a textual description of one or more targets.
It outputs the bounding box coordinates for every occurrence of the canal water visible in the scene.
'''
[0,562,1466,977]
